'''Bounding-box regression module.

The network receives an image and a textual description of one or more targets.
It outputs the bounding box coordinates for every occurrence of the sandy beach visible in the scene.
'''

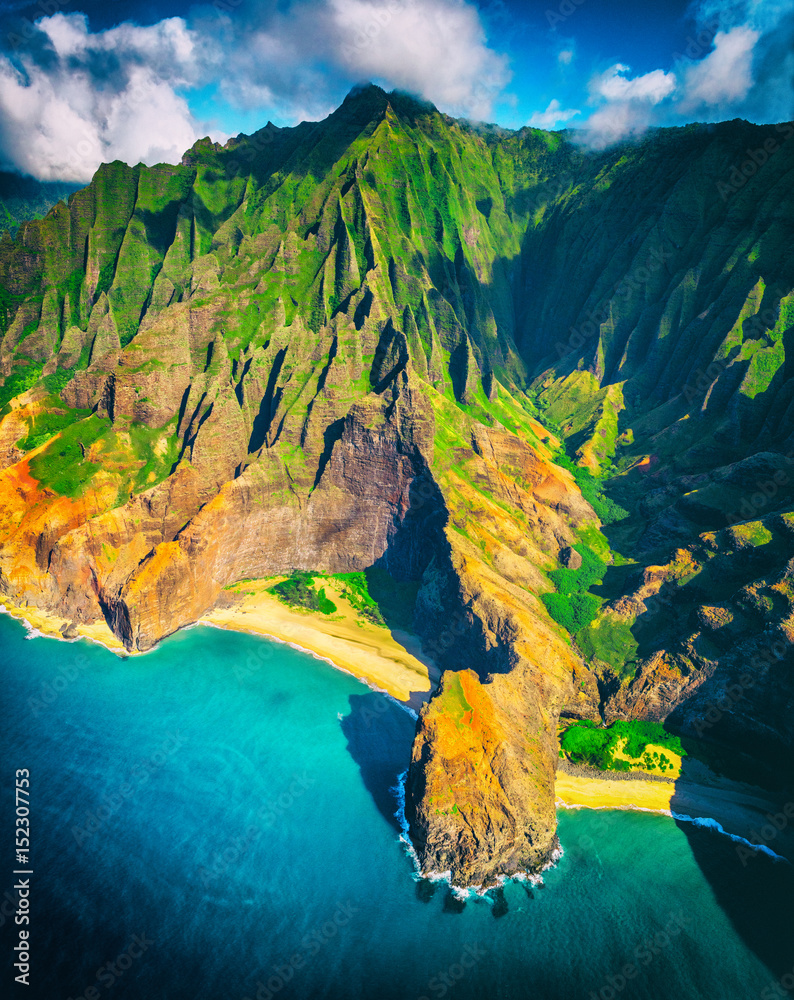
[202,578,440,711]
[556,758,794,862]
[0,600,129,654]
[1,577,439,710]
[6,587,790,863]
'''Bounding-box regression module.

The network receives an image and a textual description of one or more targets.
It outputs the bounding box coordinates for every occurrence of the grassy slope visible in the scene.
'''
[0,172,81,237]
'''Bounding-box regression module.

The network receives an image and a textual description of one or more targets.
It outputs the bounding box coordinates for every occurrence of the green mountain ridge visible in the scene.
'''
[1,84,793,885]
[0,170,80,238]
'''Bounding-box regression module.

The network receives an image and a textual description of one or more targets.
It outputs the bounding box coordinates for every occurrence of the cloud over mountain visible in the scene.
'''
[572,0,794,147]
[0,0,510,181]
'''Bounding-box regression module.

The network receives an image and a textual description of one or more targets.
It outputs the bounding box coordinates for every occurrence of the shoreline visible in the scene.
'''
[0,600,129,655]
[202,580,440,711]
[0,584,439,711]
[201,619,422,717]
[556,757,794,864]
[6,592,792,865]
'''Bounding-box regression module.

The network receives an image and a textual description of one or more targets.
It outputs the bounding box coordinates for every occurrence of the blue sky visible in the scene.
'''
[0,0,791,180]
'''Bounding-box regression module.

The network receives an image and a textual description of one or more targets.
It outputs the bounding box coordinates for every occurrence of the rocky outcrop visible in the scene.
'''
[407,667,560,886]
[405,533,592,885]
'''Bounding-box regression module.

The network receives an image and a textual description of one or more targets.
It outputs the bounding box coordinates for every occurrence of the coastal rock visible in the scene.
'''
[405,525,588,886]
[406,667,560,886]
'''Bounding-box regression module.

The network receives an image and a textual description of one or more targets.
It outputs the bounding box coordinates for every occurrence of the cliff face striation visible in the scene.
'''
[1,84,794,881]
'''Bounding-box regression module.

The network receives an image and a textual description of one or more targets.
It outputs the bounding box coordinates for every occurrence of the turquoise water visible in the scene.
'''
[0,612,790,1000]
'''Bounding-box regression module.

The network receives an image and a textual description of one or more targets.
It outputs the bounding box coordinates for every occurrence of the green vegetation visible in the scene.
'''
[124,420,180,494]
[0,362,44,411]
[58,269,83,327]
[16,404,90,452]
[42,367,77,394]
[549,544,606,595]
[266,568,415,629]
[730,520,773,548]
[577,615,639,678]
[741,341,784,399]
[0,286,26,337]
[270,572,337,615]
[439,672,474,730]
[28,414,108,496]
[541,592,600,634]
[0,171,78,238]
[334,572,385,625]
[94,260,117,300]
[555,452,629,524]
[561,718,778,786]
[560,719,685,772]
[17,320,39,344]
[542,543,606,634]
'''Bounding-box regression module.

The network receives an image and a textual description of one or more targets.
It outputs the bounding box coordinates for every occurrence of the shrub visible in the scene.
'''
[560,719,687,773]
[609,720,685,759]
[541,591,600,633]
[316,587,337,615]
[560,720,614,768]
[270,572,337,615]
[334,571,385,625]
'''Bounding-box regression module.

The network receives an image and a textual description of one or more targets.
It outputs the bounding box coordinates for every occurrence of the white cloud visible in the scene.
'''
[680,27,759,109]
[591,64,676,105]
[577,0,793,147]
[330,0,510,119]
[579,102,656,149]
[213,0,512,123]
[527,99,579,129]
[577,64,676,147]
[0,0,511,181]
[557,49,573,66]
[0,13,218,181]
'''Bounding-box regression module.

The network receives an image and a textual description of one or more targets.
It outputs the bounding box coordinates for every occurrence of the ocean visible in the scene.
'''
[1,612,791,1000]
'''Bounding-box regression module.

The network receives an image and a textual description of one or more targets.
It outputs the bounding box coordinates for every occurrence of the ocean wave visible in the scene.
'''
[558,796,791,865]
[0,603,134,656]
[391,768,423,875]
[391,769,560,895]
[670,811,790,864]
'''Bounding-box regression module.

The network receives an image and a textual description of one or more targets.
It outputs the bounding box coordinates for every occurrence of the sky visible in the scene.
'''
[0,0,791,181]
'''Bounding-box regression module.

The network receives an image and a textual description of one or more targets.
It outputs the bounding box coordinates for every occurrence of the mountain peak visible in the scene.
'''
[340,82,389,113]
[342,82,388,103]
[340,82,440,123]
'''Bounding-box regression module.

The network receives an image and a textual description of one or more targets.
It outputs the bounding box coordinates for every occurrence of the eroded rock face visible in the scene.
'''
[404,528,592,885]
[560,546,582,570]
[406,667,560,886]
[108,376,443,650]
[591,517,794,763]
